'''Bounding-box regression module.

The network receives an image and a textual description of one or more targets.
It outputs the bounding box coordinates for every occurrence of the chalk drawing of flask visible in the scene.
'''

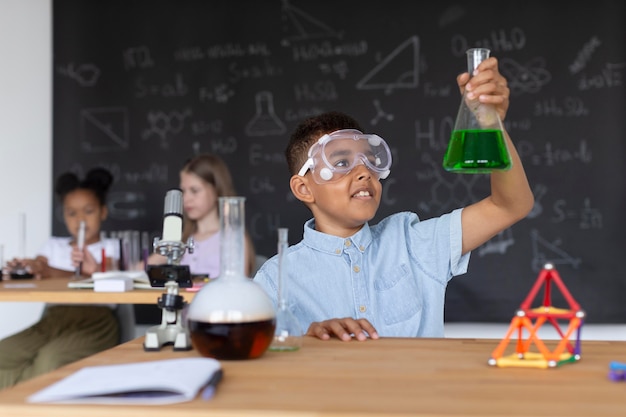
[245,91,286,136]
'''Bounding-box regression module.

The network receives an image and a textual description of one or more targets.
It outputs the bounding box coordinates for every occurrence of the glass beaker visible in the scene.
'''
[269,227,303,351]
[443,48,512,174]
[186,196,276,360]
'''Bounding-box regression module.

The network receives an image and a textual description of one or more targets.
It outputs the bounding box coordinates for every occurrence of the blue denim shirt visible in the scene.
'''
[253,209,470,337]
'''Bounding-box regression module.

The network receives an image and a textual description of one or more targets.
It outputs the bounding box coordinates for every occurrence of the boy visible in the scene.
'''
[253,56,534,341]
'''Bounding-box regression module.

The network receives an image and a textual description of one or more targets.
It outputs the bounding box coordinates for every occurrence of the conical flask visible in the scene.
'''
[186,196,276,360]
[269,227,303,351]
[443,48,512,174]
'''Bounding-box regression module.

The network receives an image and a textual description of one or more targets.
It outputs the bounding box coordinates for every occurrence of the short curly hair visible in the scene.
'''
[285,111,363,176]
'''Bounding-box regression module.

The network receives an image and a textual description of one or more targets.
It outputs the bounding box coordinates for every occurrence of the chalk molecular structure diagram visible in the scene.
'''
[489,263,585,369]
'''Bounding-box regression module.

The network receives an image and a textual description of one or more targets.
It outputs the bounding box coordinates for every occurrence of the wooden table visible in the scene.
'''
[0,336,625,416]
[0,278,197,304]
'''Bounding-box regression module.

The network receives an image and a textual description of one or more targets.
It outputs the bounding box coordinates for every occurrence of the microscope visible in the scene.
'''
[143,188,195,352]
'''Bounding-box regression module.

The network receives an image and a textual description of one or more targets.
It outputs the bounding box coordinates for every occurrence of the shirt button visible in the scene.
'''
[344,240,351,247]
[359,245,365,251]
[359,305,367,313]
[335,249,341,254]
[353,265,360,273]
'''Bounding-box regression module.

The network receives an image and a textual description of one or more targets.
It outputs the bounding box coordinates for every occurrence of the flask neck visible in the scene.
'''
[466,48,490,74]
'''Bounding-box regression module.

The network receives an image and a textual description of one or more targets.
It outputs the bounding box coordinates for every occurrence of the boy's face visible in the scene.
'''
[62,189,107,245]
[298,163,383,236]
[292,128,390,235]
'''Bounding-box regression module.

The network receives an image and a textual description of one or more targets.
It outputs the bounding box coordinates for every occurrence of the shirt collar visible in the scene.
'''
[302,218,372,255]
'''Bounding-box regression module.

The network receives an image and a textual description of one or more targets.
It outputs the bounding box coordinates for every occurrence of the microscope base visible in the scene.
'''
[143,320,192,351]
[143,264,193,351]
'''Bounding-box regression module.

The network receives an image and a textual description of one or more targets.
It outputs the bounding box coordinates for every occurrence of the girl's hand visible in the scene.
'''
[6,257,26,271]
[6,257,48,279]
[71,246,99,276]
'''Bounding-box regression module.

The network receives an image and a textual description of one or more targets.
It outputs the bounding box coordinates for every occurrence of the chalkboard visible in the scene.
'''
[52,0,626,323]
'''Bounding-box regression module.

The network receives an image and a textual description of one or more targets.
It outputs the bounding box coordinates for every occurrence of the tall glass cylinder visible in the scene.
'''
[269,227,303,351]
[443,48,512,174]
[187,196,276,360]
[219,196,246,279]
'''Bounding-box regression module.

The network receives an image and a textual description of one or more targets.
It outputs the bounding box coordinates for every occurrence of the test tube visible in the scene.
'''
[76,220,86,276]
[141,231,150,270]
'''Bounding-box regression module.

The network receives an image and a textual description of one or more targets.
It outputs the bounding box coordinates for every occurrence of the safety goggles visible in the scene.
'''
[297,129,392,184]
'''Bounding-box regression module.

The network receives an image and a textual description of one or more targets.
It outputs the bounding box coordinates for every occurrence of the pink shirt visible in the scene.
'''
[181,232,220,278]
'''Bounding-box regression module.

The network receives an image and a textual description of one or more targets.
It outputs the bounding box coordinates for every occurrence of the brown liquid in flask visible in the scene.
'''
[186,196,276,360]
[443,48,512,174]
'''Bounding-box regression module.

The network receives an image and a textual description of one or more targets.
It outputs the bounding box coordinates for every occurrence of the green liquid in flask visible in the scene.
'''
[443,129,511,174]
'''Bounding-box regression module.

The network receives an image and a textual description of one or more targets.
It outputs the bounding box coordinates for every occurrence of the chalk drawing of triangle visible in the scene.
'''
[80,107,129,152]
[357,36,420,94]
[530,229,581,271]
[281,0,341,44]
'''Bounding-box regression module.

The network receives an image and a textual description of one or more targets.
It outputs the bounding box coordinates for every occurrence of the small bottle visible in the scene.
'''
[443,48,512,174]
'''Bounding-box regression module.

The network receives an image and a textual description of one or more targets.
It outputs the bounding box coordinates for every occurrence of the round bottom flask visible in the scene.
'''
[187,276,276,359]
[186,197,276,360]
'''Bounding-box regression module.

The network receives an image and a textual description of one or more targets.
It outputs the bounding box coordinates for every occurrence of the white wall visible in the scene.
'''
[0,0,51,338]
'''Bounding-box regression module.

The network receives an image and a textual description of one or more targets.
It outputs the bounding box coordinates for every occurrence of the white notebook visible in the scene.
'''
[68,270,156,290]
[27,358,222,405]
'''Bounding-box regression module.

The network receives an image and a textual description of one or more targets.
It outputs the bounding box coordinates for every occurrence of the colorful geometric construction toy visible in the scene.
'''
[488,263,585,369]
[608,361,626,381]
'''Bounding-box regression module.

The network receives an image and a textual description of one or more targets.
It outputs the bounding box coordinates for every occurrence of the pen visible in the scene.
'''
[201,368,223,401]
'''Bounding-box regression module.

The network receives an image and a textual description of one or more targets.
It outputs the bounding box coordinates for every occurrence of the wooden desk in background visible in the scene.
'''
[0,336,625,417]
[0,278,197,304]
